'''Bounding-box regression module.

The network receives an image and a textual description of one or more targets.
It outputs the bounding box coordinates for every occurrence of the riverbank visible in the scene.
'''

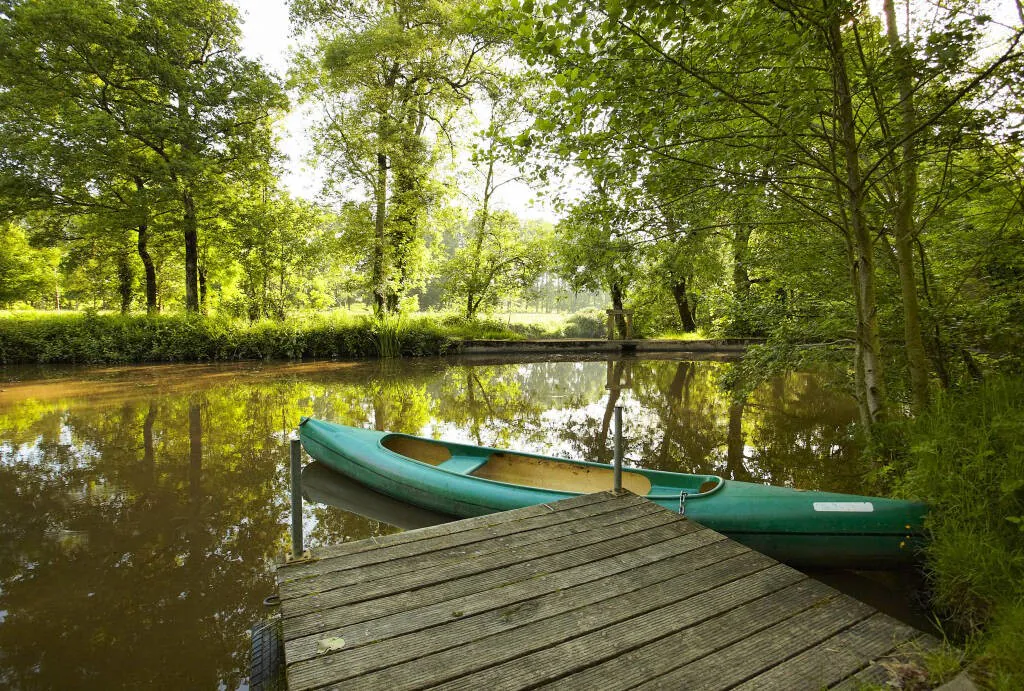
[888,377,1024,688]
[0,311,754,365]
[0,311,465,364]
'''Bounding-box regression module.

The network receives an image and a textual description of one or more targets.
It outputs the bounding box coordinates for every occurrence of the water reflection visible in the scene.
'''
[301,462,452,531]
[0,356,861,688]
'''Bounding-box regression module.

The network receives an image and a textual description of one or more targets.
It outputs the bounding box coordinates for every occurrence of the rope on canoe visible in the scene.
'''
[679,491,688,516]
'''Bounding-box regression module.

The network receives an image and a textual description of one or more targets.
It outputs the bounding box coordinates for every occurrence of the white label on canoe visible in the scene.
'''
[813,501,874,513]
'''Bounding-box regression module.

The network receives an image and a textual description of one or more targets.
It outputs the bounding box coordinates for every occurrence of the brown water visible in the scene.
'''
[0,355,890,689]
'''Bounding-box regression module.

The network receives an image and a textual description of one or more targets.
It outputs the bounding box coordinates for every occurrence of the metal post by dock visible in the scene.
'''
[613,402,623,492]
[289,436,304,560]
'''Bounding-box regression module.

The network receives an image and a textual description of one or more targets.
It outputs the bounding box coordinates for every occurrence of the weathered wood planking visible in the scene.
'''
[275,491,933,691]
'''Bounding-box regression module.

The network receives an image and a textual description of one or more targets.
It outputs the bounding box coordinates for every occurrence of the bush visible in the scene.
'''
[0,311,461,364]
[561,308,607,338]
[896,377,1024,687]
[436,313,567,340]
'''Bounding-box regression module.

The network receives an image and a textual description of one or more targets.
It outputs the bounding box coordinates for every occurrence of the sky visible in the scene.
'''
[233,0,320,201]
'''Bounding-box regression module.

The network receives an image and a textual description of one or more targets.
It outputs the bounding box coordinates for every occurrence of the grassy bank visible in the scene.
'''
[0,312,457,364]
[0,307,728,365]
[891,377,1024,688]
[0,308,631,365]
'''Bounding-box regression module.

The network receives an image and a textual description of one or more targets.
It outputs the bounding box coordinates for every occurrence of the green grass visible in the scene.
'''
[894,377,1024,688]
[504,311,572,328]
[0,309,588,364]
[652,330,710,340]
[0,308,723,364]
[0,311,464,363]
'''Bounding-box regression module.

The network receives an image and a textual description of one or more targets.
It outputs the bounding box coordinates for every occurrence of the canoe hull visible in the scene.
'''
[299,418,926,569]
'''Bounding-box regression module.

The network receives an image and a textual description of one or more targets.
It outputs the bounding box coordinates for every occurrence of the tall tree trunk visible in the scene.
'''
[465,159,494,320]
[182,190,200,313]
[198,264,208,313]
[672,277,698,332]
[137,224,158,313]
[116,252,134,314]
[372,152,388,314]
[883,0,930,413]
[134,178,158,313]
[828,7,887,426]
[610,282,628,338]
[389,152,422,311]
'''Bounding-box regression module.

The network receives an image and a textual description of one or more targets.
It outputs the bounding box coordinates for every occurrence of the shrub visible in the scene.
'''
[897,377,1024,687]
[0,311,460,364]
[561,308,607,338]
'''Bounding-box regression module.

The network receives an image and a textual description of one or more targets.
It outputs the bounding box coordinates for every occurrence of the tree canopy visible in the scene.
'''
[0,0,1021,430]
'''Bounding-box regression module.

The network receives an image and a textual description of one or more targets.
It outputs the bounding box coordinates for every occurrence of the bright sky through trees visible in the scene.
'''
[232,0,561,220]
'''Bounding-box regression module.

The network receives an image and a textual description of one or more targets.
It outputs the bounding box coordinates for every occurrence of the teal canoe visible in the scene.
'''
[298,417,927,568]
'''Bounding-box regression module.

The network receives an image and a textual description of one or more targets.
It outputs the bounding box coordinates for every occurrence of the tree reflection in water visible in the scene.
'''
[0,356,859,688]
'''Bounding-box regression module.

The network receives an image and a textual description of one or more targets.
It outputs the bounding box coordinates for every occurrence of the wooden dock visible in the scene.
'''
[274,491,933,690]
[457,337,762,356]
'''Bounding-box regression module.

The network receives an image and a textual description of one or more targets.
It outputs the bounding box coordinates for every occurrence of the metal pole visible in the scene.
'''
[613,402,623,492]
[289,436,303,559]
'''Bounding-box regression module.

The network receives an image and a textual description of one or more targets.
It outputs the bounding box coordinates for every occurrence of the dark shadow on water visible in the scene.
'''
[301,461,454,530]
[805,567,938,636]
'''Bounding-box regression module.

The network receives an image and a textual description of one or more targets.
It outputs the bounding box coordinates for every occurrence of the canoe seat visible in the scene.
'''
[381,435,451,466]
[439,455,490,475]
[699,479,721,494]
[471,452,653,494]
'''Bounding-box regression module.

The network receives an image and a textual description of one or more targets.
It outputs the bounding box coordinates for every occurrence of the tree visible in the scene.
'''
[442,211,549,317]
[0,222,60,308]
[495,0,1024,432]
[440,80,549,318]
[556,185,638,337]
[0,0,286,313]
[226,180,341,320]
[291,0,499,313]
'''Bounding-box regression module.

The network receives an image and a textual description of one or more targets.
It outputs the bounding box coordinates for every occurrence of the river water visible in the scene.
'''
[0,355,918,689]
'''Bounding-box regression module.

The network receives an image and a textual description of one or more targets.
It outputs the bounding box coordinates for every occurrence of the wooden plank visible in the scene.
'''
[280,510,686,627]
[829,635,938,690]
[287,558,792,691]
[635,593,876,690]
[278,491,646,585]
[479,577,839,691]
[275,493,936,691]
[284,528,735,664]
[278,490,620,577]
[281,518,714,641]
[731,612,921,691]
[285,551,778,690]
[437,573,836,691]
[280,499,662,598]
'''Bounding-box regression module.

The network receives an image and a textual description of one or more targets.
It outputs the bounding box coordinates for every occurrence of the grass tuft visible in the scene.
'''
[896,376,1024,687]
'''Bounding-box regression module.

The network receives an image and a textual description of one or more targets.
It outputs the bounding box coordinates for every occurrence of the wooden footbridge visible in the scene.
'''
[271,491,938,690]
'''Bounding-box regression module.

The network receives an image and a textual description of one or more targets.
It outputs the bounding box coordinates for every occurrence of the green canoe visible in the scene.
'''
[298,417,927,568]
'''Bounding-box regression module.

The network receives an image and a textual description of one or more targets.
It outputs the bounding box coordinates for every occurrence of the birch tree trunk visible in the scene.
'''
[827,6,887,426]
